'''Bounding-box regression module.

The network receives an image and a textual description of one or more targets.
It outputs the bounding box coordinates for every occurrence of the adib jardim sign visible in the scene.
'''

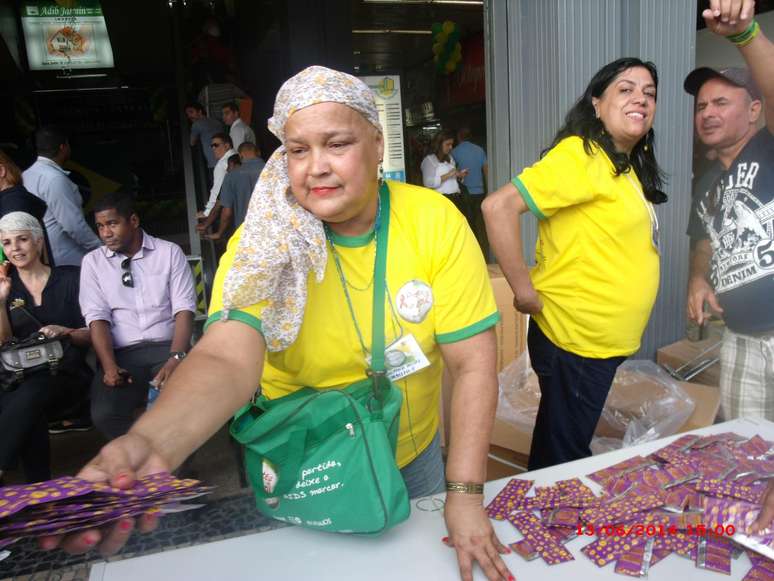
[22,0,115,71]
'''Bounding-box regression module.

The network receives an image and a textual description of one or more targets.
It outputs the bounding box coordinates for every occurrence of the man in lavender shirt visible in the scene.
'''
[79,192,196,439]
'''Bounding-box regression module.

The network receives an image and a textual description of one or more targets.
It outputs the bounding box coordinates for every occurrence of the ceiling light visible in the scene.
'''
[352,29,433,34]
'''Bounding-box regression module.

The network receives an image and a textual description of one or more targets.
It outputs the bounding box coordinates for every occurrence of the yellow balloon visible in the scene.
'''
[445,60,456,73]
[433,43,443,55]
[442,20,455,35]
[436,32,448,45]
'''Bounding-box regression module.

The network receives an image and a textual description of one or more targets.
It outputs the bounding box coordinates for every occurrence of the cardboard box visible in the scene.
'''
[491,379,721,457]
[487,444,528,480]
[439,265,527,447]
[656,337,721,387]
[487,264,527,372]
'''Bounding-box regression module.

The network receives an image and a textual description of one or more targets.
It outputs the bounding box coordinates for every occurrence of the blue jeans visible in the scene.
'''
[400,432,445,498]
[527,320,625,471]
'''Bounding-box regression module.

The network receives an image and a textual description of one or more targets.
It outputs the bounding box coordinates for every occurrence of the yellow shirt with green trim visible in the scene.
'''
[513,136,659,358]
[207,180,499,467]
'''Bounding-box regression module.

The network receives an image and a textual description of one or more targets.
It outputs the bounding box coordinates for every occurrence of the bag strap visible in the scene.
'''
[12,304,44,329]
[368,182,390,400]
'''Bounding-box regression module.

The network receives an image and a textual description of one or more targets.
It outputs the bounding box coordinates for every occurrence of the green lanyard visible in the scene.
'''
[325,183,390,390]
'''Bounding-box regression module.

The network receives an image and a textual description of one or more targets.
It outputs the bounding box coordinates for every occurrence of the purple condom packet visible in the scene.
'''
[615,538,655,577]
[695,535,733,575]
[507,511,575,565]
[587,456,655,486]
[485,478,533,520]
[0,477,95,519]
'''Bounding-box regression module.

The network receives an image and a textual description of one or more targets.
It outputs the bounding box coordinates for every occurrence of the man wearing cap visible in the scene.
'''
[684,1,774,424]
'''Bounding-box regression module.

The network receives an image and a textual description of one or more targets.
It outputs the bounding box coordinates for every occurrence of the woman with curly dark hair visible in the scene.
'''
[483,58,667,471]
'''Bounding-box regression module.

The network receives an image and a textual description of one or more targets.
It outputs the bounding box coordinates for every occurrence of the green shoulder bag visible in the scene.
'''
[230,186,410,534]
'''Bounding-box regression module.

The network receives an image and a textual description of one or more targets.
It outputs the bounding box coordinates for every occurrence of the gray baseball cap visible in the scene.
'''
[684,66,762,100]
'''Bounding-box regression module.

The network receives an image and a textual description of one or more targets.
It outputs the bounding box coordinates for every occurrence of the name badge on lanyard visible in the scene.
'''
[367,333,430,382]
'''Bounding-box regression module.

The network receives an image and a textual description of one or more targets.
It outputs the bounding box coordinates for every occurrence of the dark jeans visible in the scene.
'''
[527,319,625,471]
[0,371,87,482]
[91,341,171,440]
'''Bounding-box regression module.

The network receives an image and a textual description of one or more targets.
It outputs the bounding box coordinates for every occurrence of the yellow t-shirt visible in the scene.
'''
[207,180,499,467]
[514,136,659,358]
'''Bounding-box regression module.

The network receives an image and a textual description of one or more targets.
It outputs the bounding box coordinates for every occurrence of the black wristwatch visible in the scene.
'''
[169,351,187,361]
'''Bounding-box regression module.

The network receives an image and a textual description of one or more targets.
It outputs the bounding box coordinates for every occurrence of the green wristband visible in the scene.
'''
[726,20,760,46]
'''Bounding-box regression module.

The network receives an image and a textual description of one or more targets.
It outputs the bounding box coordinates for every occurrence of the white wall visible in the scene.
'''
[696,11,774,68]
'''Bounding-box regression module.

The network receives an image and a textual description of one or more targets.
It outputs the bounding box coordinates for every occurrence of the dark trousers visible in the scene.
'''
[91,342,171,440]
[445,192,471,223]
[467,194,489,259]
[527,319,625,471]
[0,372,85,482]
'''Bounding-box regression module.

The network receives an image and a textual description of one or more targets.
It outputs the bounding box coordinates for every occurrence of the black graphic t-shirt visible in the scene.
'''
[694,128,774,334]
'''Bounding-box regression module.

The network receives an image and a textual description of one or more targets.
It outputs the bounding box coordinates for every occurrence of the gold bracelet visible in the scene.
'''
[446,481,484,494]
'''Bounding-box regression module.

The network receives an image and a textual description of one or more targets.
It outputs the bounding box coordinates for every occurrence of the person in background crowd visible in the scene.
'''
[222,101,256,151]
[197,152,240,242]
[452,127,489,256]
[202,142,265,242]
[0,150,52,263]
[680,0,774,541]
[44,66,512,581]
[79,192,196,441]
[198,133,235,219]
[185,101,225,181]
[22,127,101,267]
[226,153,241,173]
[421,129,469,220]
[685,0,774,423]
[0,212,92,483]
[484,57,666,471]
[198,79,247,122]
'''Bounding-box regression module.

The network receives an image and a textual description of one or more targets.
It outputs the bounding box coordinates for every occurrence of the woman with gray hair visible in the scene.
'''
[0,211,91,484]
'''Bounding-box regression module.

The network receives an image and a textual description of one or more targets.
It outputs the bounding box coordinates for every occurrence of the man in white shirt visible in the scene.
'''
[22,127,101,266]
[221,102,256,151]
[198,132,235,218]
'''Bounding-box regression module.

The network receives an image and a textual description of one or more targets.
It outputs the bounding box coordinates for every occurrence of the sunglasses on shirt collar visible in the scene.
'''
[121,257,134,288]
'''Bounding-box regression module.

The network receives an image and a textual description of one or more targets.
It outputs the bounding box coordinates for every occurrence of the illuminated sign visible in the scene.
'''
[22,1,114,71]
[360,75,406,182]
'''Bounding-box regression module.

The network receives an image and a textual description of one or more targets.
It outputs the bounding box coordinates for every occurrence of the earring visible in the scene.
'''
[378,161,384,185]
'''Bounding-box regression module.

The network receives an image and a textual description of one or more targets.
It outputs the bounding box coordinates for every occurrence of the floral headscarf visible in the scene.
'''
[220,66,383,352]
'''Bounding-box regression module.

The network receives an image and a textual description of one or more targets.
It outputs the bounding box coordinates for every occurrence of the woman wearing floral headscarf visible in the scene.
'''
[45,67,511,581]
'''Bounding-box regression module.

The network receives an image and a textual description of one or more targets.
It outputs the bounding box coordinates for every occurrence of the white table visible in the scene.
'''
[89,418,774,581]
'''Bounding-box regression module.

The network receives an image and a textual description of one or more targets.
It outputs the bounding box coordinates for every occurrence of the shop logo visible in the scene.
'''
[374,77,397,99]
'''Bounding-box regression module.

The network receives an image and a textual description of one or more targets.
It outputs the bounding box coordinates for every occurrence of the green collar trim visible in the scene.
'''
[326,183,390,248]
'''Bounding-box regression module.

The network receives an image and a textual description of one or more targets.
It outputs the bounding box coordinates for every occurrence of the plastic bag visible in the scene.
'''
[594,360,695,450]
[496,356,696,455]
[495,351,541,435]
